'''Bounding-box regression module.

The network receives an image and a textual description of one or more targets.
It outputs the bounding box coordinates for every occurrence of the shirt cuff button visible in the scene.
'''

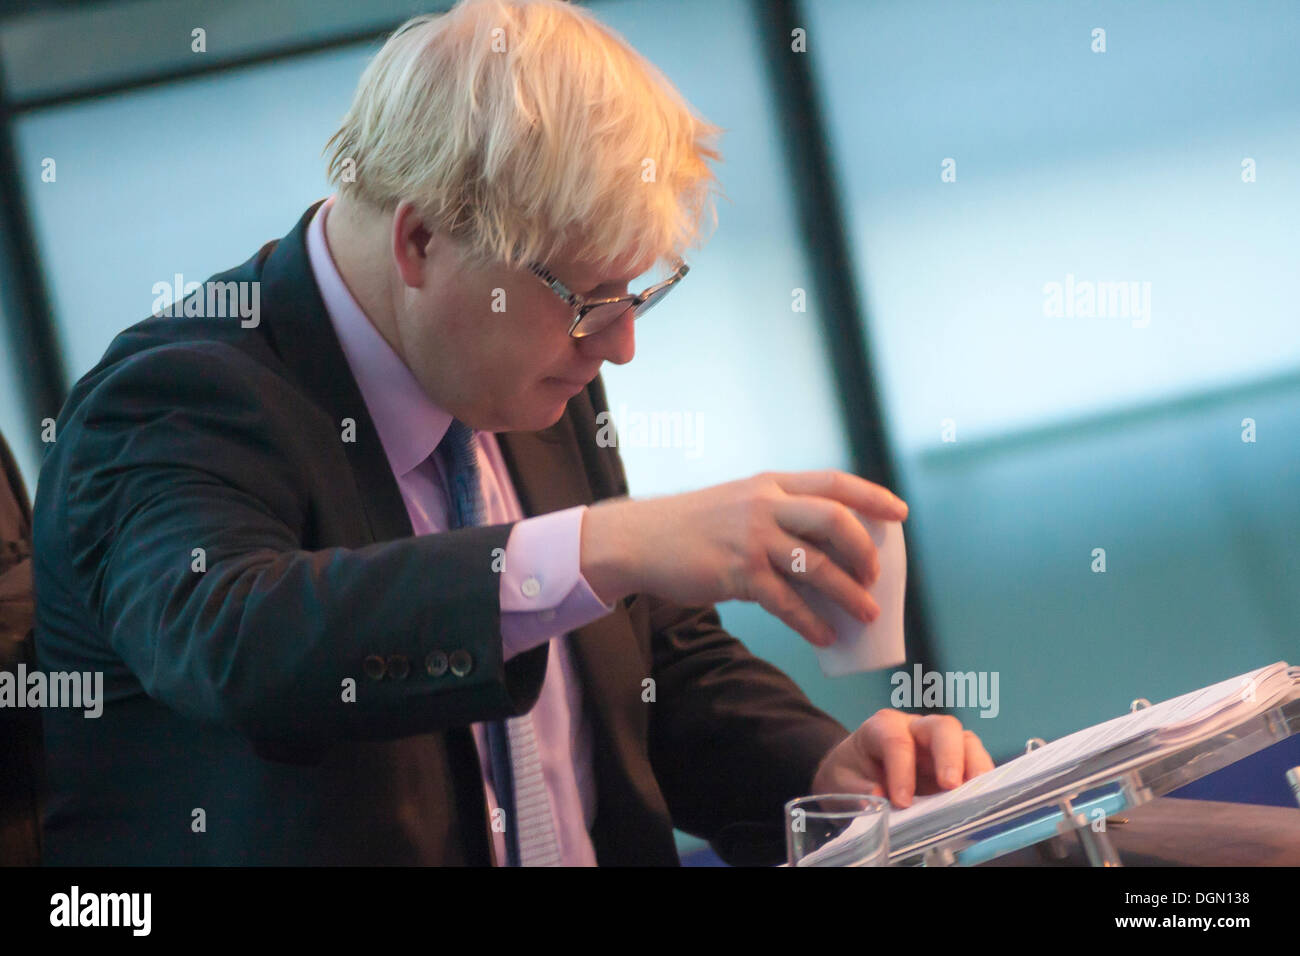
[449,649,474,677]
[425,651,449,677]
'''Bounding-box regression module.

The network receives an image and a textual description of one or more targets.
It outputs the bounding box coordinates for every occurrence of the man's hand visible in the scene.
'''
[811,710,995,808]
[579,470,908,647]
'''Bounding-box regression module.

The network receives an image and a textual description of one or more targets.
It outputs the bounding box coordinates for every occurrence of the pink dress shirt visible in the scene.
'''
[306,195,616,865]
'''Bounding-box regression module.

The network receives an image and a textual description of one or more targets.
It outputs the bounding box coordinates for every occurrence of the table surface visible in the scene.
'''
[979,797,1300,866]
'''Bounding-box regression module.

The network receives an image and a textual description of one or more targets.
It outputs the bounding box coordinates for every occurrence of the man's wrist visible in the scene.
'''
[579,499,635,606]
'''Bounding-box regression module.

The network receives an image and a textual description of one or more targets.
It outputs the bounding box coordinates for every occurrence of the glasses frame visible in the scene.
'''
[527,258,690,338]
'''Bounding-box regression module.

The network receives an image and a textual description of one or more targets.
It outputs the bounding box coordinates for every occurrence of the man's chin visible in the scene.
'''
[542,398,571,430]
[506,395,571,433]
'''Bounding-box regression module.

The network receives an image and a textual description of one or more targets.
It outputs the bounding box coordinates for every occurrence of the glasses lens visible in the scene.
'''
[573,301,632,338]
[632,281,677,319]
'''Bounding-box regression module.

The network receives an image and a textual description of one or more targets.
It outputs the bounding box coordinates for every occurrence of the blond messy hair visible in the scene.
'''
[324,0,721,272]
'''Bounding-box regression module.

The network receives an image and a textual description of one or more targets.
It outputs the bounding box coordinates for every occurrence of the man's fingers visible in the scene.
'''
[773,494,880,586]
[767,532,880,624]
[839,713,994,812]
[911,715,968,790]
[858,712,918,807]
[748,567,835,647]
[963,729,996,779]
[765,470,908,522]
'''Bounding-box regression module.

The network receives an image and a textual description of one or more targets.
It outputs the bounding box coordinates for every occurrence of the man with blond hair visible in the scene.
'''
[34,0,992,866]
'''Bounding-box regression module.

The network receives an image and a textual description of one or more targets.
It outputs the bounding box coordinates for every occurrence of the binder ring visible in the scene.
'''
[1130,698,1151,712]
[1025,737,1046,753]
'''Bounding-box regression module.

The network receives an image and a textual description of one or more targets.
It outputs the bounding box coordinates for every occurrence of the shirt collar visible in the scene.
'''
[305,194,451,477]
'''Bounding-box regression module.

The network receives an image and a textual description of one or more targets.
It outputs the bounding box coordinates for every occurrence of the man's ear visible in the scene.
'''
[391,200,438,288]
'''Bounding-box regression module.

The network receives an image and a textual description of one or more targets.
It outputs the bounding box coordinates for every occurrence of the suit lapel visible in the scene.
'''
[257,201,414,546]
[494,416,591,517]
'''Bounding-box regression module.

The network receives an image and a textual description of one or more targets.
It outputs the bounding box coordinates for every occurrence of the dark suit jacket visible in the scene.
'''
[32,200,849,866]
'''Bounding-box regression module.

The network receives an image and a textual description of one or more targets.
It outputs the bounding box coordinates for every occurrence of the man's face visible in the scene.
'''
[392,220,656,434]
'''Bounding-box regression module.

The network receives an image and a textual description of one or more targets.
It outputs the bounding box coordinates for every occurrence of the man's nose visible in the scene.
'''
[579,307,636,365]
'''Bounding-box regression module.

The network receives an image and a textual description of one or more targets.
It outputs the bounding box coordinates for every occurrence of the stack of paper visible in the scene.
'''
[887,661,1297,848]
[798,662,1297,864]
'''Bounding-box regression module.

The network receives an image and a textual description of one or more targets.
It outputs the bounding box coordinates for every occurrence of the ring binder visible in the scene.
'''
[887,663,1300,867]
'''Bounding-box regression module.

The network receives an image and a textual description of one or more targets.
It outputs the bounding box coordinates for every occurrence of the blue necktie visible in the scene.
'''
[436,419,560,867]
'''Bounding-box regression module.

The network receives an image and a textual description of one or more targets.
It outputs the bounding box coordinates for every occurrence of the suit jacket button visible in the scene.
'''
[449,649,474,677]
[425,650,449,677]
[387,654,410,680]
[363,655,387,680]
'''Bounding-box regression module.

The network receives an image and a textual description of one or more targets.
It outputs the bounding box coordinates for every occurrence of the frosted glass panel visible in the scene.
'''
[807,0,1300,451]
[807,0,1300,758]
[581,0,851,497]
[16,44,375,382]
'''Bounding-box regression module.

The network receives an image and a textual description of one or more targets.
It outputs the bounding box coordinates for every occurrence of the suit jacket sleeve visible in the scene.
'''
[50,343,548,749]
[645,597,851,866]
[580,376,851,866]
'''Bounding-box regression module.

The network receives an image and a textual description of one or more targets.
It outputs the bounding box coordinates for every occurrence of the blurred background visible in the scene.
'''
[0,0,1296,858]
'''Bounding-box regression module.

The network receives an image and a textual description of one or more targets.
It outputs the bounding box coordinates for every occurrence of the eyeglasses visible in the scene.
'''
[527,258,690,338]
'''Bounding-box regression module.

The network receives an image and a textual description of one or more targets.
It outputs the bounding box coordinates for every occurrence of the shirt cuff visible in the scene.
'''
[499,505,617,660]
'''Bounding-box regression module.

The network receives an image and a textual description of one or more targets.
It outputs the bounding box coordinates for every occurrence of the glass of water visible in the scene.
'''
[785,793,890,866]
